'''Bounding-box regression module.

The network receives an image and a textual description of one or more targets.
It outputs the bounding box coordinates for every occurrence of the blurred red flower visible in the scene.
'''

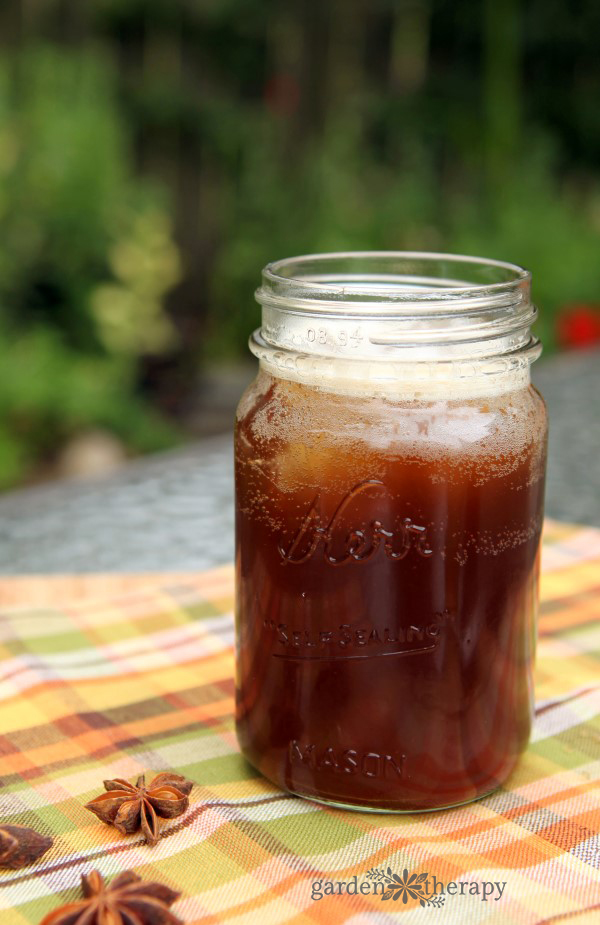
[556,304,600,349]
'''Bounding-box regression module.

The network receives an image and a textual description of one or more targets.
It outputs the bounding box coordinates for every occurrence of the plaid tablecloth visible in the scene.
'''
[1,520,599,925]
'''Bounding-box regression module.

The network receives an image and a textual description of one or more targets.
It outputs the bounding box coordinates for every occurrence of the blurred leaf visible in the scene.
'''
[0,45,182,486]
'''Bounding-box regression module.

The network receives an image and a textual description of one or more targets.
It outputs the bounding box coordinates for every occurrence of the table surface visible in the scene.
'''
[0,350,597,575]
[1,522,599,925]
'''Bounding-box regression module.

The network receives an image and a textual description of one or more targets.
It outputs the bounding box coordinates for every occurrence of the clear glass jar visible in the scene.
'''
[235,252,547,812]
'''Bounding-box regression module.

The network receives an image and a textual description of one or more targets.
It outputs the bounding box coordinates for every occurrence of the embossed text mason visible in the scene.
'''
[235,252,547,811]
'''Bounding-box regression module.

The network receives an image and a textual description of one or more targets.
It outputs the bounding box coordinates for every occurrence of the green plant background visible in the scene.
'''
[0,0,598,487]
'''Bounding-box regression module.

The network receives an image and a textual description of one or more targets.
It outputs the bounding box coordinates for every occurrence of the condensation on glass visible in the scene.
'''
[234,252,547,812]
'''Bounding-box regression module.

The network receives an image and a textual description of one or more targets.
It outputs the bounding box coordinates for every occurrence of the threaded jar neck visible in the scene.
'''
[251,252,541,396]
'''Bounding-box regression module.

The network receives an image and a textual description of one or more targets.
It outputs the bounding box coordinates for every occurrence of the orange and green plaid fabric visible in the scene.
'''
[1,520,599,925]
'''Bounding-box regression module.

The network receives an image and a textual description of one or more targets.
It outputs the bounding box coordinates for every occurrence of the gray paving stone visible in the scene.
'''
[532,350,600,527]
[0,435,235,574]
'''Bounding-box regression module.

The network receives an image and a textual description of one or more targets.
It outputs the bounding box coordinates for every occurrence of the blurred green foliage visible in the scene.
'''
[0,326,178,487]
[0,46,180,486]
[210,116,600,356]
[0,0,598,486]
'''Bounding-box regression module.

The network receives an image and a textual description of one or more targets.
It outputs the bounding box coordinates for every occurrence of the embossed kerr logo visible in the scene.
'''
[268,480,449,662]
[278,479,433,566]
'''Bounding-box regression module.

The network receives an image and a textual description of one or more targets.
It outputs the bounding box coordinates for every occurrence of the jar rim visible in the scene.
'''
[252,251,540,378]
[257,251,531,314]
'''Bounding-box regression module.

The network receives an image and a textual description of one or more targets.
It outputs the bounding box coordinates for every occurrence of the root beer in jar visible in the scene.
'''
[235,253,547,812]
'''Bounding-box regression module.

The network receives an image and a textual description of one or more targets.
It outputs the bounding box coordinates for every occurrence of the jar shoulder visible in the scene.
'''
[235,368,275,429]
[237,372,547,449]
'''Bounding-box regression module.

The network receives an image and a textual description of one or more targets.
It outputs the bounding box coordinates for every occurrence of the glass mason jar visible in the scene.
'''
[235,252,547,812]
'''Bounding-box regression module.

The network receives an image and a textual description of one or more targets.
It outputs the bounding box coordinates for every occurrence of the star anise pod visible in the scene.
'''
[0,824,53,869]
[40,869,182,925]
[84,773,193,846]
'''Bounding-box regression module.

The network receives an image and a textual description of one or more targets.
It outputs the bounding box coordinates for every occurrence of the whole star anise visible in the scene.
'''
[40,869,182,925]
[0,824,53,869]
[84,773,193,846]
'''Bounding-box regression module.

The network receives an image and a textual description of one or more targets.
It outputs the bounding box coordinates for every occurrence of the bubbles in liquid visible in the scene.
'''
[235,369,547,810]
[241,374,547,498]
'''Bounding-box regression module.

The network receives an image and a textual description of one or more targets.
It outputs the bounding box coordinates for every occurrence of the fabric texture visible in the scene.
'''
[0,520,599,925]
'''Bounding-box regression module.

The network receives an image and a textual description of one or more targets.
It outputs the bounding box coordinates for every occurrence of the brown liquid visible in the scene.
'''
[235,372,547,811]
